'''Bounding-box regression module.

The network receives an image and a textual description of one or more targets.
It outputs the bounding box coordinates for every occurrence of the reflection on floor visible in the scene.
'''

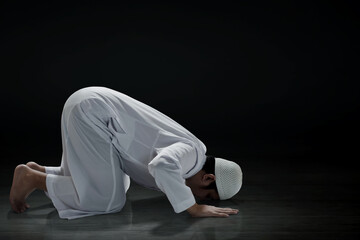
[1,157,359,240]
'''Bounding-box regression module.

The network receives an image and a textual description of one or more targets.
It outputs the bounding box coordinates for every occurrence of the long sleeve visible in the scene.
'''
[148,142,197,213]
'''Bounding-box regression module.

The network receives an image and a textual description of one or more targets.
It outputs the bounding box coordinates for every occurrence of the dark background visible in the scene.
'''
[1,1,359,167]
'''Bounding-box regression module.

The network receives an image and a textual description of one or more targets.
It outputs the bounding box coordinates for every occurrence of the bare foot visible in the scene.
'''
[9,164,36,213]
[26,161,45,173]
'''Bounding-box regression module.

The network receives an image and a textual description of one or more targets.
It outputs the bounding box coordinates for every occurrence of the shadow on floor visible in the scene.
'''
[5,190,243,239]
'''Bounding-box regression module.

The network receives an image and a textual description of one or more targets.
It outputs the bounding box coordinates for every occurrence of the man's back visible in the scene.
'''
[67,87,207,188]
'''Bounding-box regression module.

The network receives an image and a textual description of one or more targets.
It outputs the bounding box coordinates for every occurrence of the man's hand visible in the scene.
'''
[187,203,239,218]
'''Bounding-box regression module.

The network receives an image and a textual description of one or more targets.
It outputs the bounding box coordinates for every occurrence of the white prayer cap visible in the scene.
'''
[215,158,243,200]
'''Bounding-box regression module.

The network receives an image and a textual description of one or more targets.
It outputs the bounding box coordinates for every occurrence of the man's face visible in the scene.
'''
[192,187,220,201]
[186,171,220,200]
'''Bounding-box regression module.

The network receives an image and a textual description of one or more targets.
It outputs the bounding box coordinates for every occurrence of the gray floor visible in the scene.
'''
[1,157,359,240]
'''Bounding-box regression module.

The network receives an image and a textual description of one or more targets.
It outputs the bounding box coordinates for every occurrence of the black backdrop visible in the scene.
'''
[1,2,359,166]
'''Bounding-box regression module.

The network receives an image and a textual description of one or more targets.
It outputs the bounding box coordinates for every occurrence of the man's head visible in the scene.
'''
[185,155,243,201]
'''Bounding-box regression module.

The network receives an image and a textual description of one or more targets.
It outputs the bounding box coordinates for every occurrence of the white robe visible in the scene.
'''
[45,87,207,219]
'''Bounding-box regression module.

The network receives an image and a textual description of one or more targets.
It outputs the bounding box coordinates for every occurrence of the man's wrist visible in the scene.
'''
[187,203,199,216]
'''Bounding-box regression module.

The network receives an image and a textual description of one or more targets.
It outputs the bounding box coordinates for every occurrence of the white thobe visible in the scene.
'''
[45,87,207,219]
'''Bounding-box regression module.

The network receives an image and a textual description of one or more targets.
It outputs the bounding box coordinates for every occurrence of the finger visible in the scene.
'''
[214,206,237,210]
[214,213,229,218]
[25,203,30,209]
[210,210,229,217]
[223,207,239,212]
[226,209,239,214]
[216,209,238,216]
[215,207,238,213]
[219,208,238,212]
[221,207,237,211]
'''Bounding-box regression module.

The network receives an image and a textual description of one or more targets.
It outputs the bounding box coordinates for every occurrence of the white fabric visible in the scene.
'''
[215,158,243,200]
[45,87,207,219]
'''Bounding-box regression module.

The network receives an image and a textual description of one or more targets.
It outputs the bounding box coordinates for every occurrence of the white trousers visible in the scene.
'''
[45,89,130,220]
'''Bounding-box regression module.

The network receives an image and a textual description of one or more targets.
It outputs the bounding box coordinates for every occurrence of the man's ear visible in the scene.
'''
[202,174,216,184]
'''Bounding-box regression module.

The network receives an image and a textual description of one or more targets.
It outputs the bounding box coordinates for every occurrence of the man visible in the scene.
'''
[10,87,242,219]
